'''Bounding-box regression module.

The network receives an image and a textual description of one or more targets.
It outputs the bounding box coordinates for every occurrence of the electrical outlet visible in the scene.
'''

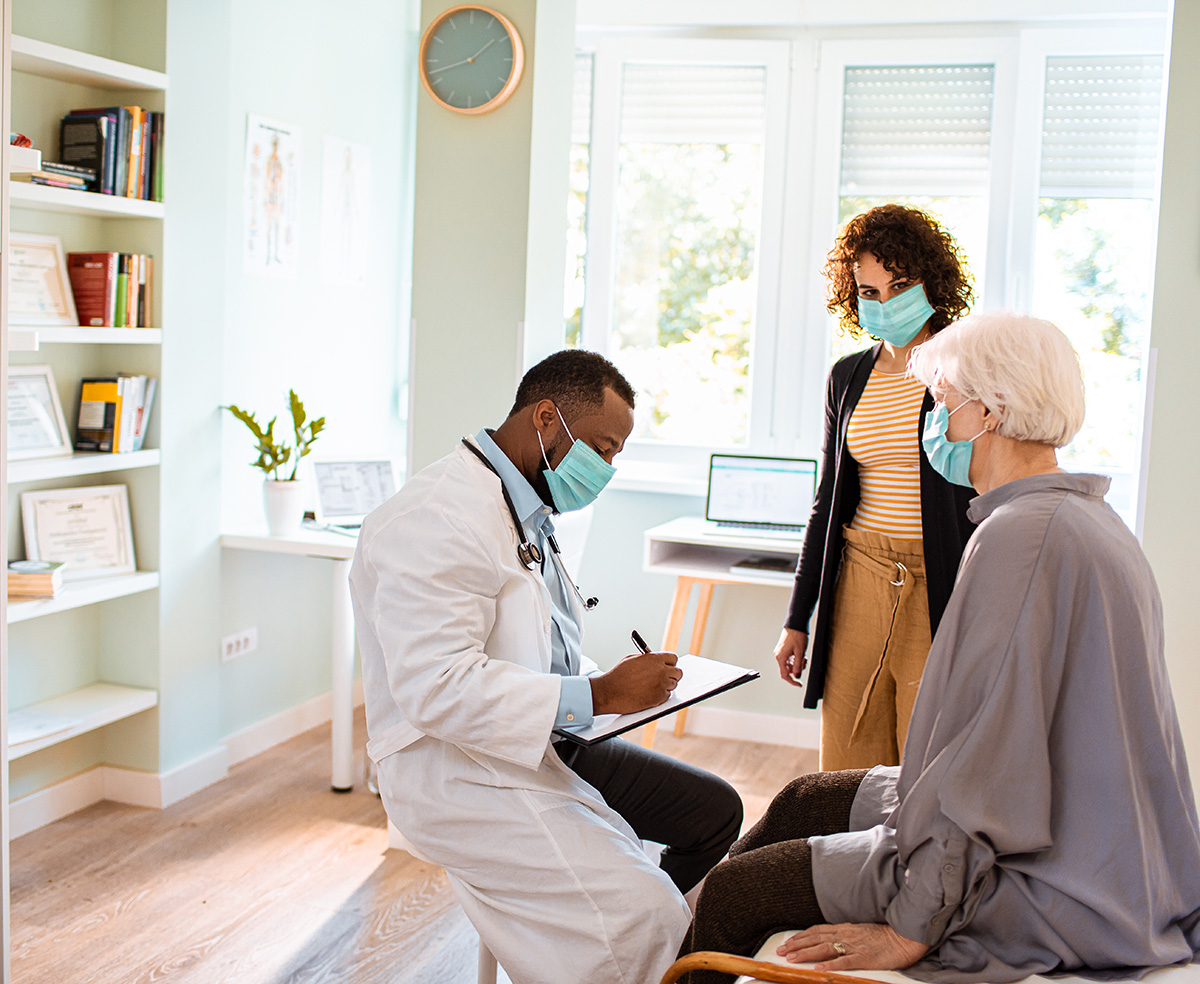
[221,627,258,662]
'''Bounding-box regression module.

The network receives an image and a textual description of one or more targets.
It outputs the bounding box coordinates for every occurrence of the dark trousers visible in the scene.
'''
[676,769,869,984]
[555,736,743,895]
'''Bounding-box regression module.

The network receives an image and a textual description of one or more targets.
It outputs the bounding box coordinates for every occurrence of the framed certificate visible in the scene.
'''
[7,364,73,460]
[21,485,137,581]
[7,233,79,327]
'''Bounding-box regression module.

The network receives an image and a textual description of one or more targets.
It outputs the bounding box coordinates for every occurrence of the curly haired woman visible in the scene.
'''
[774,204,977,770]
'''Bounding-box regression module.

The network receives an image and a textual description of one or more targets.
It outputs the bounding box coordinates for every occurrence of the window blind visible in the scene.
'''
[1039,55,1164,199]
[619,64,766,144]
[572,53,593,146]
[839,65,994,197]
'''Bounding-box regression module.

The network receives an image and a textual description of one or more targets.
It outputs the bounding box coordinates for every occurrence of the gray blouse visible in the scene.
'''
[810,473,1200,981]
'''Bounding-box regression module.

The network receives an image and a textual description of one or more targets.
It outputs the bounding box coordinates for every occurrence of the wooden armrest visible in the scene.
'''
[660,952,883,984]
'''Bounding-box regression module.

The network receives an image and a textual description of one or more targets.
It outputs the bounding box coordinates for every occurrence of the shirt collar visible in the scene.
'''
[473,428,555,532]
[967,471,1111,524]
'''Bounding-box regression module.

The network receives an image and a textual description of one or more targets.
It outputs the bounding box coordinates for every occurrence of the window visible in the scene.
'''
[565,53,593,348]
[569,39,790,458]
[1031,54,1164,521]
[831,62,997,362]
[567,25,1166,514]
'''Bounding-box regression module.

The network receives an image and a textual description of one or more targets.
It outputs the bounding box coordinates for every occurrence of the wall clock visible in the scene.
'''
[418,5,525,115]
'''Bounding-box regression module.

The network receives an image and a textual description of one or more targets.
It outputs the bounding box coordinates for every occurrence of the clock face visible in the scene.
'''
[420,5,524,114]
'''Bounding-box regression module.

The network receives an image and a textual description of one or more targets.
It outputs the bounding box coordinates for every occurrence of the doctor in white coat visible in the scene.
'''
[350,350,743,984]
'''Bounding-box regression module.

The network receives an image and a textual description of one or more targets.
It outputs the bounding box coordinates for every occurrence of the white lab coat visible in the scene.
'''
[349,441,690,984]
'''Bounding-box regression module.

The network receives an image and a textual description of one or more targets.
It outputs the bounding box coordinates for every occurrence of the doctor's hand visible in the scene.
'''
[774,627,808,688]
[590,651,682,715]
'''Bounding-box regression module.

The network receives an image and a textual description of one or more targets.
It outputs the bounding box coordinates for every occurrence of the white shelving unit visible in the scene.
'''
[8,683,158,759]
[6,572,160,625]
[7,326,163,351]
[4,24,166,764]
[8,449,160,484]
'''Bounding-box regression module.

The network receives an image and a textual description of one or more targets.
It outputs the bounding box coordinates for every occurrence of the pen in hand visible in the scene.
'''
[631,629,652,654]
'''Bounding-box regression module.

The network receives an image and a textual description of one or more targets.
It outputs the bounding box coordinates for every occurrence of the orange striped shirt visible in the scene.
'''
[846,369,926,540]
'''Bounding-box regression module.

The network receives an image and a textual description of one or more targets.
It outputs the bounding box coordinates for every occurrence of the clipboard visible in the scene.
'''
[554,653,760,746]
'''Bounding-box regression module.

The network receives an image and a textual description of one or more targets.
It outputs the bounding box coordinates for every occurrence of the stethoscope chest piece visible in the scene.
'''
[517,540,543,570]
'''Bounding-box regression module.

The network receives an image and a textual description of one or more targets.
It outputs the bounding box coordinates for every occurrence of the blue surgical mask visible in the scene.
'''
[538,406,616,512]
[921,399,987,488]
[858,283,935,347]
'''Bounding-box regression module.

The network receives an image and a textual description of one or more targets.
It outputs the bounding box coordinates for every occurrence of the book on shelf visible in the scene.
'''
[74,375,157,453]
[65,252,155,327]
[12,162,97,190]
[57,106,163,201]
[7,560,66,599]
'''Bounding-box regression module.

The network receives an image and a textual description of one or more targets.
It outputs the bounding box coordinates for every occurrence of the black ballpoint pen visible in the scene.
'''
[631,630,652,654]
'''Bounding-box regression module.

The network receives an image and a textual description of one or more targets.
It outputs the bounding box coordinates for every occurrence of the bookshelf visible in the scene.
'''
[3,3,167,822]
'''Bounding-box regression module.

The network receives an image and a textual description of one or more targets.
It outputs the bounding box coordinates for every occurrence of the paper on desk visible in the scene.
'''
[8,707,77,747]
[555,653,759,746]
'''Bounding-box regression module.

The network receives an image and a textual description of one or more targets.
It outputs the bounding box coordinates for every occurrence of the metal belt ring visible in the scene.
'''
[890,560,908,587]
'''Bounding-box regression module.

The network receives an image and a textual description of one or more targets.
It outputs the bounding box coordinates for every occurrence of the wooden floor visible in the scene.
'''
[8,713,816,984]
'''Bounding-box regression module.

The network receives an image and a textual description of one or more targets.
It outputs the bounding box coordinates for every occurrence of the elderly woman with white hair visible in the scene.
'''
[676,312,1200,984]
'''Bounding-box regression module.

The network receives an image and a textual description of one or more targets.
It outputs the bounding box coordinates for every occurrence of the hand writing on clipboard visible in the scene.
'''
[587,629,682,716]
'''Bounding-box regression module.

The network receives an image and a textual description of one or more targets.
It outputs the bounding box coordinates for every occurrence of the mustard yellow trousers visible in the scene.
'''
[819,526,930,771]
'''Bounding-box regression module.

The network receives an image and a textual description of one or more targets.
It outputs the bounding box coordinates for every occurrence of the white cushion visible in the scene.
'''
[735,932,1200,984]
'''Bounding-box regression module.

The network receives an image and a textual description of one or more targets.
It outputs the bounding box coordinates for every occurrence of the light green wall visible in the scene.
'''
[214,0,417,742]
[409,0,576,471]
[1142,0,1200,771]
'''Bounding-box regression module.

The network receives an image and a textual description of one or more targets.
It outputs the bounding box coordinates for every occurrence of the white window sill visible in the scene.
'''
[609,461,707,497]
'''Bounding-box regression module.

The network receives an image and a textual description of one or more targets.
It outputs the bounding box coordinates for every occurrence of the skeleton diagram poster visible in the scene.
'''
[243,114,302,278]
[320,136,371,285]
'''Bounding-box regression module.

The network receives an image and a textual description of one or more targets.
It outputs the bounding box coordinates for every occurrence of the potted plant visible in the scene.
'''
[224,389,325,536]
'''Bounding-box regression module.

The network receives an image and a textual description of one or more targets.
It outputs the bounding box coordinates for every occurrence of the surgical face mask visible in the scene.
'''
[538,406,616,512]
[921,399,987,488]
[857,283,935,347]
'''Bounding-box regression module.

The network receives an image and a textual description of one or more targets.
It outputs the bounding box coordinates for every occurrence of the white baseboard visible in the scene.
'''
[223,678,365,767]
[9,681,366,839]
[680,706,820,750]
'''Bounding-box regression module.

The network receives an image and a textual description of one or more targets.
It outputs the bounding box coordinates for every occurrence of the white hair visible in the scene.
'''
[908,311,1085,448]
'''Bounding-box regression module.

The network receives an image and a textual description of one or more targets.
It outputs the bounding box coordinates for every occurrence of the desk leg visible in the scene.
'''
[331,558,355,792]
[642,576,694,749]
[673,580,716,738]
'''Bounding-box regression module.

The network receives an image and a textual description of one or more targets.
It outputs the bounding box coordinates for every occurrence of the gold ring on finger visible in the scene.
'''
[832,942,848,957]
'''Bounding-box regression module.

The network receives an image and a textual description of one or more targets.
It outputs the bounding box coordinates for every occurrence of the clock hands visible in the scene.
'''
[427,37,498,76]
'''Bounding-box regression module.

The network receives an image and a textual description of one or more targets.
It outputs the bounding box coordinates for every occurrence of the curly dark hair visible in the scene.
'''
[507,349,635,421]
[825,204,973,339]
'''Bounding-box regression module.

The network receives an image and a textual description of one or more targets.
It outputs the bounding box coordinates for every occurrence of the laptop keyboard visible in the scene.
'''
[715,521,801,533]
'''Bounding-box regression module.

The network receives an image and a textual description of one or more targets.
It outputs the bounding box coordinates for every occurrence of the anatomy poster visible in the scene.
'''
[243,114,302,278]
[320,136,371,285]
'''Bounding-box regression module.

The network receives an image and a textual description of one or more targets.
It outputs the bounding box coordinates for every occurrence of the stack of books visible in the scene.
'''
[58,106,164,200]
[75,375,157,453]
[7,560,66,599]
[12,161,97,190]
[66,252,155,328]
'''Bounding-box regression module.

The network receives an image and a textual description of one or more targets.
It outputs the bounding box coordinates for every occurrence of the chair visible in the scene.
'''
[387,822,500,984]
[660,952,872,984]
[659,933,1200,984]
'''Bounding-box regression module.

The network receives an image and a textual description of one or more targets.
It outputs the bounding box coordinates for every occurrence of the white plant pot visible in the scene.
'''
[263,479,305,536]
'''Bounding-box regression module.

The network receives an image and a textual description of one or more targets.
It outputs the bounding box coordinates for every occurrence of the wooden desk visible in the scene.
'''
[641,517,799,746]
[220,527,359,791]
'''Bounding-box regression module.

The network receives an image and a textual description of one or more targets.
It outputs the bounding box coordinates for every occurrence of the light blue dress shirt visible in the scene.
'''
[474,429,594,731]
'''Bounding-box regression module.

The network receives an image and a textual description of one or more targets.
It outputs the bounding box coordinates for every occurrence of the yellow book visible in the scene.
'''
[75,377,122,453]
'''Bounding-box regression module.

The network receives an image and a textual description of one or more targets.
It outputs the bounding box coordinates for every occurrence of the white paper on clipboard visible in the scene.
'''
[555,653,759,746]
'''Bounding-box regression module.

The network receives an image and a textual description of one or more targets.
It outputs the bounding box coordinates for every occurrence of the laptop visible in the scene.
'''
[312,460,397,531]
[704,454,817,539]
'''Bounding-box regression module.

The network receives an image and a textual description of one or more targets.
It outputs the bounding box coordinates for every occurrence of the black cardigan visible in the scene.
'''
[785,344,977,709]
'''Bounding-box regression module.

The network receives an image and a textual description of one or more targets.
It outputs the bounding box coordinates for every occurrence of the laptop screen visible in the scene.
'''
[705,454,817,527]
[313,460,396,525]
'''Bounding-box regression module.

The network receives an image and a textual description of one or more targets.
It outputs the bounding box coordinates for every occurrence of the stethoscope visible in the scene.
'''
[461,439,599,611]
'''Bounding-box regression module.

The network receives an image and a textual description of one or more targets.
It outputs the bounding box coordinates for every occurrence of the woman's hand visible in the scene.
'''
[773,628,808,688]
[777,922,929,971]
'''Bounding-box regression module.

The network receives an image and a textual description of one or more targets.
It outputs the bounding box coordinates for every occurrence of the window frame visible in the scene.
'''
[568,23,1168,500]
[576,36,793,478]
